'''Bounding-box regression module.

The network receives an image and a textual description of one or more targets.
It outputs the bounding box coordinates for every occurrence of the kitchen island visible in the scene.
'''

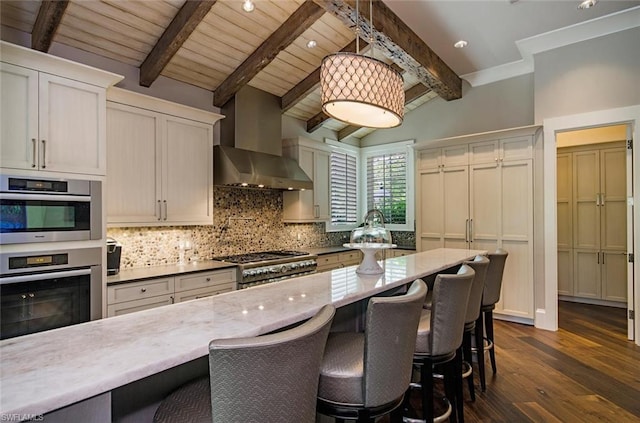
[0,248,484,422]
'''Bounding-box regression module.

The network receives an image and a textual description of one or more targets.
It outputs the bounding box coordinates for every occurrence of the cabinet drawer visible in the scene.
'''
[107,295,174,317]
[339,251,360,265]
[175,269,236,292]
[316,263,343,273]
[108,278,175,304]
[174,284,234,302]
[392,249,415,258]
[317,254,340,267]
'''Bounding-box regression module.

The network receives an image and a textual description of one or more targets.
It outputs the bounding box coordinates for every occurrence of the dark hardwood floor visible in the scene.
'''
[384,301,640,422]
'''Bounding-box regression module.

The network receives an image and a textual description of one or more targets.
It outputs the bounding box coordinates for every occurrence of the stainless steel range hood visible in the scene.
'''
[214,86,312,190]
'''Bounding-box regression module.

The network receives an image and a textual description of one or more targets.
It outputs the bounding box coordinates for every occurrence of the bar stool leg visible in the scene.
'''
[462,330,475,401]
[474,314,487,391]
[454,350,465,423]
[422,360,435,422]
[484,310,497,374]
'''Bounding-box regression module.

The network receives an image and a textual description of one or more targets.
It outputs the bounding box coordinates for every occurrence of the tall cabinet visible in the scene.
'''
[416,126,541,322]
[557,142,627,304]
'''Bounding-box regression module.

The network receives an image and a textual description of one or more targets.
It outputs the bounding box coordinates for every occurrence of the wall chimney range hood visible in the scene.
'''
[214,86,312,191]
[214,145,312,190]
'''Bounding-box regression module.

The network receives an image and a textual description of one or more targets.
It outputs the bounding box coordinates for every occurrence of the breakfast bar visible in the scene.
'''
[0,248,484,422]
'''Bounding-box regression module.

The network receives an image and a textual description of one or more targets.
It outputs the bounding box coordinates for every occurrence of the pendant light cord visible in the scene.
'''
[355,0,360,54]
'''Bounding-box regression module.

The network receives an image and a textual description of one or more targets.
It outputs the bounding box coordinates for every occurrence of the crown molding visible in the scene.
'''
[462,5,640,87]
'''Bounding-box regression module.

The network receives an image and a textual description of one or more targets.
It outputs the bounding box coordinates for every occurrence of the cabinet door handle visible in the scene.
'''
[314,204,319,218]
[141,288,147,293]
[469,219,474,242]
[41,139,46,168]
[597,251,600,264]
[163,200,167,220]
[601,252,605,264]
[157,200,162,220]
[465,219,469,242]
[170,296,175,304]
[206,277,211,282]
[600,193,605,207]
[31,138,37,167]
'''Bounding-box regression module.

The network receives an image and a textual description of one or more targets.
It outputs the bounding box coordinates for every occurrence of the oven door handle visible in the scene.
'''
[1,268,91,285]
[0,193,91,202]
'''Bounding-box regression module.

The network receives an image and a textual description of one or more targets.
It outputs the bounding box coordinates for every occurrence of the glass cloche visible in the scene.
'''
[344,209,396,274]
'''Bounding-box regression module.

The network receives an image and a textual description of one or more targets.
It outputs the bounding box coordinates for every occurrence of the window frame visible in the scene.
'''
[325,139,361,233]
[360,140,415,232]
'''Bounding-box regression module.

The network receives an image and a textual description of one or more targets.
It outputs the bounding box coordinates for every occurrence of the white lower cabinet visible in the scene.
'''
[107,269,236,317]
[316,251,361,273]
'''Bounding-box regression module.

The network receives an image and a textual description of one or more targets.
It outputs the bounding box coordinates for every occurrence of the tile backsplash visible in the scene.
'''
[107,187,415,269]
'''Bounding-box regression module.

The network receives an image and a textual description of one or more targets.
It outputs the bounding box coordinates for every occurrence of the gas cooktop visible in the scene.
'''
[212,250,309,264]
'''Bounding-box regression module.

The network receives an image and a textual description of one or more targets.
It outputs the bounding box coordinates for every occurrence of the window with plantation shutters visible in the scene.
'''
[366,152,407,225]
[330,150,358,226]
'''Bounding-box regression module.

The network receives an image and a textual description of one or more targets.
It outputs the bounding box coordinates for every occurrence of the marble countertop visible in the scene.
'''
[107,260,237,285]
[0,248,483,418]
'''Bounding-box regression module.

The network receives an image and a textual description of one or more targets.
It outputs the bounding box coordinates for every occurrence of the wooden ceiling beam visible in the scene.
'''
[280,39,367,112]
[313,0,462,101]
[31,0,69,52]
[140,0,217,87]
[337,83,432,140]
[213,1,325,108]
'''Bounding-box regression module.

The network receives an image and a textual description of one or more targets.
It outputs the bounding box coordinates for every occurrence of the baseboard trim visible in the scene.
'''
[558,296,626,309]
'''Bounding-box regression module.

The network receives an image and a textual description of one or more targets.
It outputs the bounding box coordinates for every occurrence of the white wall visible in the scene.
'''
[534,27,640,123]
[361,74,535,147]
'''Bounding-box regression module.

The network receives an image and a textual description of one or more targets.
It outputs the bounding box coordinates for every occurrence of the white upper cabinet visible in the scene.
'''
[418,144,468,170]
[0,41,122,175]
[470,135,532,164]
[282,137,330,223]
[106,88,222,227]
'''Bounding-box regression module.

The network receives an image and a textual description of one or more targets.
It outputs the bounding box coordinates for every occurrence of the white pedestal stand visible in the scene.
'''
[343,243,396,274]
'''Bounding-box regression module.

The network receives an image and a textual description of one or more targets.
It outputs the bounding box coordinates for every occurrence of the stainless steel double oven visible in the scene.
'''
[0,175,103,340]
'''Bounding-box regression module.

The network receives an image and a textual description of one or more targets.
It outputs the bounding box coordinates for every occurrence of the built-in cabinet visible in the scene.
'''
[0,41,121,175]
[106,88,223,226]
[107,268,236,317]
[416,126,540,322]
[557,142,627,304]
[282,137,330,222]
[316,251,361,272]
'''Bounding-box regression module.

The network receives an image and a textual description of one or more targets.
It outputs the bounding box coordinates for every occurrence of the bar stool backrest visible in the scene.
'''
[430,264,475,357]
[482,249,509,307]
[363,279,428,408]
[208,304,335,423]
[464,255,490,324]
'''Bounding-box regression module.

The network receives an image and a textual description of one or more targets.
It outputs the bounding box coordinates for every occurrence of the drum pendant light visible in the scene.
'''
[320,0,404,128]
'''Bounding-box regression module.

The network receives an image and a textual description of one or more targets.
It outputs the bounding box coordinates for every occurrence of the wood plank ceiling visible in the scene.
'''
[0,0,460,140]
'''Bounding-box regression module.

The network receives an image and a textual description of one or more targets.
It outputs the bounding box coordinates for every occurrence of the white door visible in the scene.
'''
[442,165,469,250]
[419,167,444,250]
[39,73,106,175]
[163,116,213,224]
[0,63,39,170]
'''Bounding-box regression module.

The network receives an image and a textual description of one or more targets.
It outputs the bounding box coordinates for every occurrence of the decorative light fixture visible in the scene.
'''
[320,0,404,128]
[578,0,597,9]
[242,0,255,13]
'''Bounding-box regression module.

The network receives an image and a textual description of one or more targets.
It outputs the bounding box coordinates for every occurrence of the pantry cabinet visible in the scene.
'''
[557,142,627,304]
[282,137,330,222]
[0,41,122,175]
[106,88,223,226]
[416,126,540,322]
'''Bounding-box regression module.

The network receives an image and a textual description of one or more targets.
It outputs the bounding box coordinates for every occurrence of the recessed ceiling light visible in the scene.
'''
[306,40,317,49]
[578,0,597,9]
[242,0,255,13]
[454,40,468,49]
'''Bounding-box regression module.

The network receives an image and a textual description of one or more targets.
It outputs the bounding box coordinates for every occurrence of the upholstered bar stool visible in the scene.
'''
[475,249,508,390]
[406,264,475,423]
[153,304,335,423]
[316,279,427,423]
[460,255,490,403]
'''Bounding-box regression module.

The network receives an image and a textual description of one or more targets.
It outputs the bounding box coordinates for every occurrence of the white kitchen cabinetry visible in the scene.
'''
[557,143,627,304]
[416,126,540,322]
[107,268,236,317]
[106,88,223,226]
[0,42,122,175]
[282,137,330,222]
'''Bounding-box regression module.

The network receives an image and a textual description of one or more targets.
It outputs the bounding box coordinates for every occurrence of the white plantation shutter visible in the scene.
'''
[366,152,407,224]
[330,151,358,225]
